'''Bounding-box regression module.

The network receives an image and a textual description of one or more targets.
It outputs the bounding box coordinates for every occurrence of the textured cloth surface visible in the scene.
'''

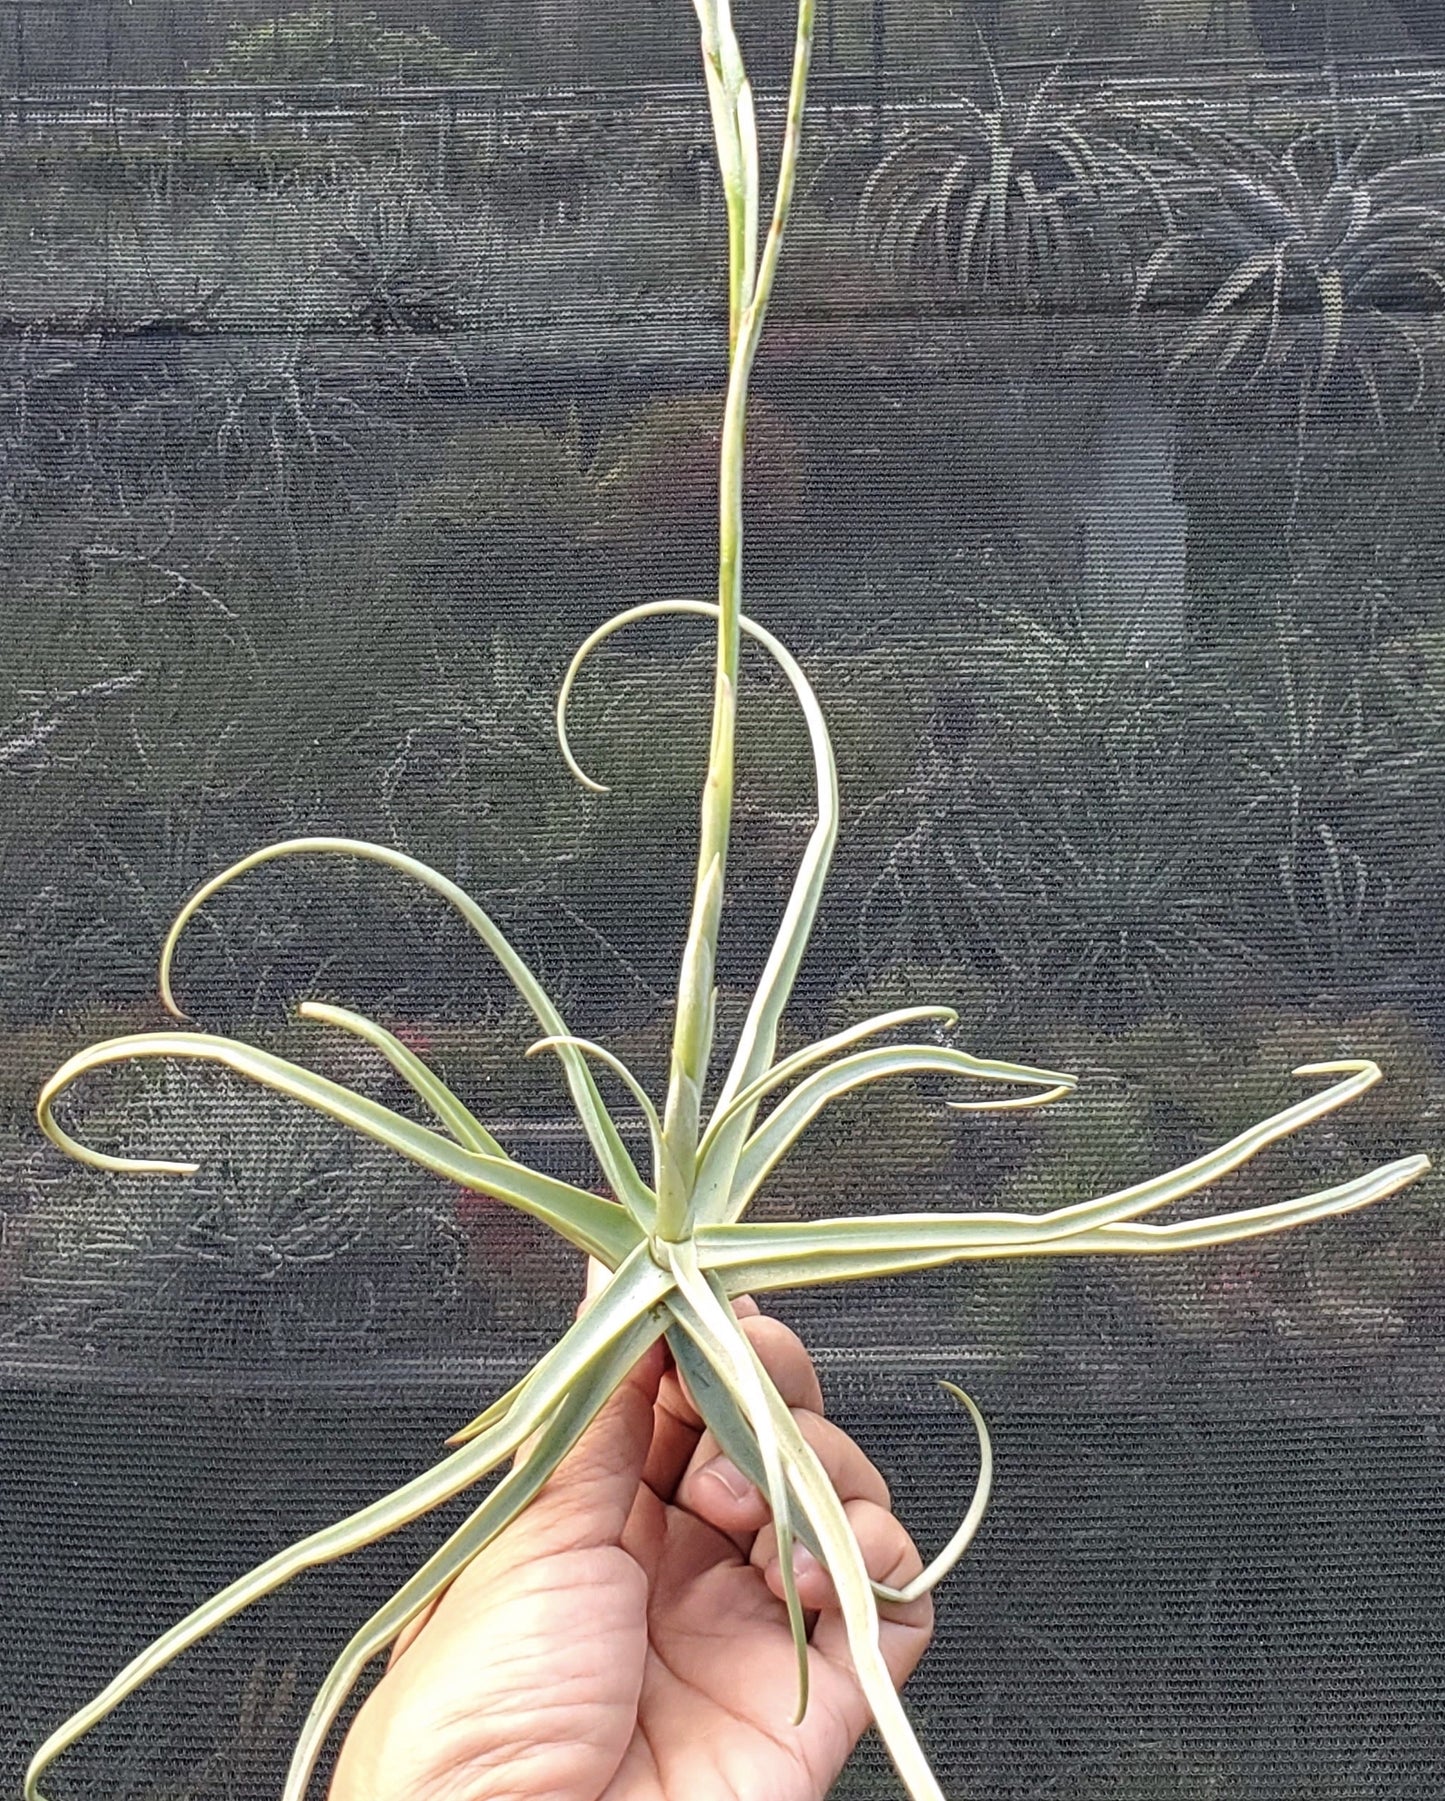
[3,6,1445,1797]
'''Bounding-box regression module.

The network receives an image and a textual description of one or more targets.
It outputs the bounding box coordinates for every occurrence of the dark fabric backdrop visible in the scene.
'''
[3,5,1444,1797]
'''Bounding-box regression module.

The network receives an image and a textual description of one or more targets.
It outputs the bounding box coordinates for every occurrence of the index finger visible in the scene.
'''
[643,1306,824,1502]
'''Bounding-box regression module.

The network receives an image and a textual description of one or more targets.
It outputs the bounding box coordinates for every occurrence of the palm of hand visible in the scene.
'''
[332,1309,932,1801]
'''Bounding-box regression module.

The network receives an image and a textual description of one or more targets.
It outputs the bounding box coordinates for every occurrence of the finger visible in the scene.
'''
[638,1298,782,1502]
[758,1498,919,1614]
[507,1253,661,1475]
[795,1500,934,1686]
[657,1316,829,1532]
[514,1335,669,1551]
[681,1406,891,1544]
[742,1313,824,1413]
[639,1357,711,1498]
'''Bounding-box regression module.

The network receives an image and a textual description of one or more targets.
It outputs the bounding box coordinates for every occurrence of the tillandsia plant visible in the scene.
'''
[1134,124,1445,417]
[25,9,1432,1801]
[856,43,1168,308]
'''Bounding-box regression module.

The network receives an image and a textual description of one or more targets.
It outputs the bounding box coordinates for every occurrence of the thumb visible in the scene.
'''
[514,1259,666,1552]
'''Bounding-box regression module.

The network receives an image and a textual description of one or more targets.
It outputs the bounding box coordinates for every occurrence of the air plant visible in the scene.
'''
[856,44,1166,306]
[1218,628,1432,999]
[855,615,1257,1026]
[24,8,1430,1801]
[327,184,468,334]
[1134,126,1445,417]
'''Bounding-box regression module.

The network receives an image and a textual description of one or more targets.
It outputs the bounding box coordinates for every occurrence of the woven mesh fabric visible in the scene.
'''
[3,5,1445,1797]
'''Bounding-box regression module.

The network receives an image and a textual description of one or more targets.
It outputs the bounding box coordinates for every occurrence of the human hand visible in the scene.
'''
[331,1282,933,1801]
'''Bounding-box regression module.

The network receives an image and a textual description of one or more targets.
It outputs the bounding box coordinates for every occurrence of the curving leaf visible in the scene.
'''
[528,1033,667,1202]
[873,1384,993,1607]
[664,1244,813,1723]
[670,1326,993,1609]
[691,1269,947,1801]
[699,1153,1429,1292]
[283,1307,668,1801]
[38,1030,639,1266]
[698,1005,959,1158]
[1052,1154,1429,1255]
[716,1042,1075,1223]
[23,1249,670,1801]
[297,1000,509,1159]
[561,601,837,1097]
[1032,1060,1394,1239]
[556,595,843,1226]
[155,836,653,1224]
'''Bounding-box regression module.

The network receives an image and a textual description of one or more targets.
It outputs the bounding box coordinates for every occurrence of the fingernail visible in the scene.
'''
[698,1456,755,1503]
[767,1543,822,1587]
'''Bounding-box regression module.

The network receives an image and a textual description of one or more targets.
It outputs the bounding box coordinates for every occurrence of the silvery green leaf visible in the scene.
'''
[23,1249,670,1801]
[699,1005,960,1157]
[719,1042,1074,1222]
[696,1270,946,1801]
[699,1154,1429,1293]
[39,1029,639,1266]
[297,999,509,1159]
[664,1246,813,1723]
[156,836,653,1223]
[283,1308,668,1801]
[872,1384,993,1607]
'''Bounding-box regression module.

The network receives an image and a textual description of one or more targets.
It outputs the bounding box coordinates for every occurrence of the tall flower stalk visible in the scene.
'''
[23,10,1429,1801]
[658,0,816,1242]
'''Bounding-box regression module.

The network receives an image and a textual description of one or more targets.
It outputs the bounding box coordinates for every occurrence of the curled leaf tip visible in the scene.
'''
[556,631,616,795]
[46,1143,202,1179]
[156,912,195,1019]
[564,749,611,797]
[157,970,188,1021]
[947,1077,1076,1115]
